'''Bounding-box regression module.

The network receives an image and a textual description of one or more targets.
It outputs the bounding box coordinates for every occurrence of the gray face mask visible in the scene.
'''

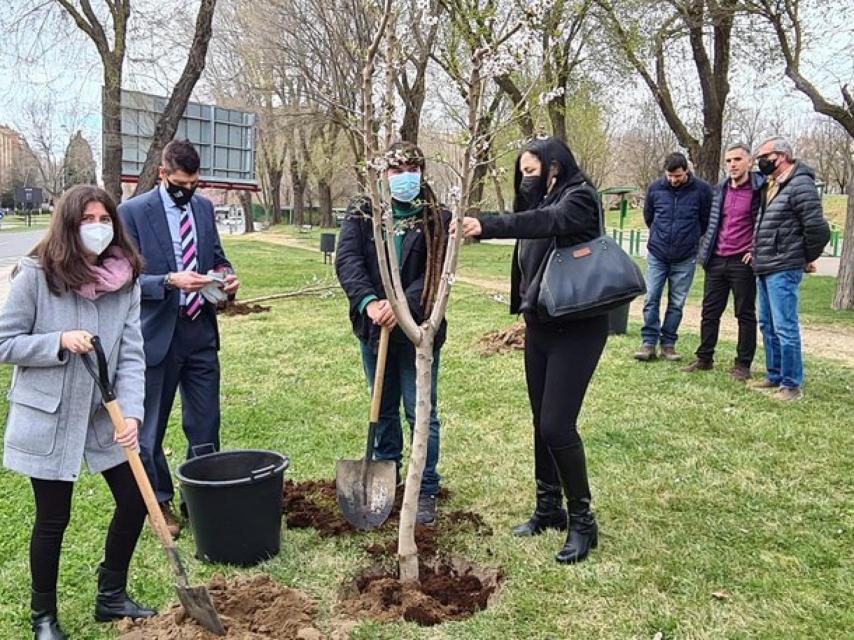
[80,223,114,255]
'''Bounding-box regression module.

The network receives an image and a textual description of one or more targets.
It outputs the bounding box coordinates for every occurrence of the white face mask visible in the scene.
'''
[80,223,114,256]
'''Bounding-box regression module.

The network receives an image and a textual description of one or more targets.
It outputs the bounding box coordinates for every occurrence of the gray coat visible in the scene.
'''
[0,258,145,481]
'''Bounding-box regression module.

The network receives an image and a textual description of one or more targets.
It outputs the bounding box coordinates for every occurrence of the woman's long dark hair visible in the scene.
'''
[26,185,143,295]
[512,137,595,212]
[386,141,447,316]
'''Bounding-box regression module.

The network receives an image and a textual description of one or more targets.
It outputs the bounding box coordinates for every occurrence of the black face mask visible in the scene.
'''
[518,175,544,207]
[165,180,197,207]
[757,157,777,176]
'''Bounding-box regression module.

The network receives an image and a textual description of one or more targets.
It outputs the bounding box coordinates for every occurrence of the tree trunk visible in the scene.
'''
[398,337,435,582]
[291,159,305,226]
[548,93,567,142]
[133,0,218,195]
[491,168,506,214]
[102,66,123,203]
[833,179,854,309]
[318,179,333,227]
[239,190,254,234]
[265,166,283,225]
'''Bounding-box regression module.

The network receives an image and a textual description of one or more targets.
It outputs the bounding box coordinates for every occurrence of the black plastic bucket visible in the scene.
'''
[176,449,289,566]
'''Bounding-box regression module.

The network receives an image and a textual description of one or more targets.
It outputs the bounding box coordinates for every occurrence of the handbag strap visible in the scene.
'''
[553,182,604,249]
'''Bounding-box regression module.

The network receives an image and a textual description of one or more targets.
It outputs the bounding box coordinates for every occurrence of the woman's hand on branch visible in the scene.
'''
[449,217,482,239]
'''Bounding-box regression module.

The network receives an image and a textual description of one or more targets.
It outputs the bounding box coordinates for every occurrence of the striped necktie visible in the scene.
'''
[180,206,203,320]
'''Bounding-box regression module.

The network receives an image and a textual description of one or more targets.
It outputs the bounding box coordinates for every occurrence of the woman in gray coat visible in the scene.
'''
[0,185,156,639]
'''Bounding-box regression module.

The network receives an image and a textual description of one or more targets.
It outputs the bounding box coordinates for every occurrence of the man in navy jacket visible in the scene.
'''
[635,152,712,362]
[119,139,239,537]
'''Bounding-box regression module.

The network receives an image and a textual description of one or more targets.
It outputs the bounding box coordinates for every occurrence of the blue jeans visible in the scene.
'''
[359,339,441,496]
[641,254,697,347]
[757,269,804,388]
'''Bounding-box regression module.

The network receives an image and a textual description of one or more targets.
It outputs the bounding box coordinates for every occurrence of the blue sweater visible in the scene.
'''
[643,174,713,263]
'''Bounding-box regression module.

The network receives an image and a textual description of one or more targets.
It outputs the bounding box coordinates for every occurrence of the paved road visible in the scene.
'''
[0,229,46,304]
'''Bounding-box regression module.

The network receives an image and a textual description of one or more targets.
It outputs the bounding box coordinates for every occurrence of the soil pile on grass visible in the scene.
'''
[479,322,525,355]
[338,557,502,626]
[117,574,323,639]
[222,303,271,316]
[283,479,455,536]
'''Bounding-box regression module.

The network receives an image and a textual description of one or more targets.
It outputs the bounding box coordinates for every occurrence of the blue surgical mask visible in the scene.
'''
[388,171,422,203]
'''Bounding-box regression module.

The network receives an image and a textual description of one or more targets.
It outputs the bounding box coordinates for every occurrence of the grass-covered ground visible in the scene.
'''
[0,237,852,639]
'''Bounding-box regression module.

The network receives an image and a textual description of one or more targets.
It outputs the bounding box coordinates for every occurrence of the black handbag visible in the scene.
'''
[537,187,646,321]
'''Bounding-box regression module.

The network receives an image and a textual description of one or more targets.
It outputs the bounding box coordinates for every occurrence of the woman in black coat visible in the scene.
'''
[452,137,607,563]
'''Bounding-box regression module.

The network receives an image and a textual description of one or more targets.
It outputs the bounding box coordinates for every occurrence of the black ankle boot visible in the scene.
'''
[555,500,598,564]
[511,481,568,536]
[547,442,599,564]
[94,564,156,622]
[31,590,67,640]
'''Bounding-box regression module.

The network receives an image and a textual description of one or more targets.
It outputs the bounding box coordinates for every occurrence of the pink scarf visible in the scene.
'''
[75,247,134,301]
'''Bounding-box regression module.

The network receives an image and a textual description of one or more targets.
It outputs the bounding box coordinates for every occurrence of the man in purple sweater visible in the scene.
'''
[683,143,765,380]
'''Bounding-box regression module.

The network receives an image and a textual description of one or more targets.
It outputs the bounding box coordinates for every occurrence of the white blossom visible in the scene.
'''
[538,86,565,106]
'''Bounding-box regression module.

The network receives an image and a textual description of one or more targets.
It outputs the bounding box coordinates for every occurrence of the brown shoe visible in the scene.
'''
[772,387,804,401]
[730,364,751,381]
[682,359,712,372]
[634,344,657,361]
[149,501,181,539]
[660,345,682,361]
[749,378,779,390]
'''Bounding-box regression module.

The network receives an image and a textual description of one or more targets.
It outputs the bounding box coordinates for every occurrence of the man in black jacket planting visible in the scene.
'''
[635,152,712,362]
[749,136,830,401]
[683,143,765,380]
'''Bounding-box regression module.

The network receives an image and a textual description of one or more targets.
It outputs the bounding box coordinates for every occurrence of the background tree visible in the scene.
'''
[63,130,97,188]
[596,0,738,182]
[744,0,854,309]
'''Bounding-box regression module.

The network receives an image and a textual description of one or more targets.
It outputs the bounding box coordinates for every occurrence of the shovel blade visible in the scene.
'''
[176,584,226,636]
[335,458,396,530]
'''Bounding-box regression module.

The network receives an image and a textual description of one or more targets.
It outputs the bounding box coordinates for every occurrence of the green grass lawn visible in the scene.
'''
[603,194,848,232]
[1,239,852,639]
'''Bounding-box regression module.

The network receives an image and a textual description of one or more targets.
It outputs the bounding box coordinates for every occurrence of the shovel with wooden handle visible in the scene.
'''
[80,336,226,636]
[336,325,397,530]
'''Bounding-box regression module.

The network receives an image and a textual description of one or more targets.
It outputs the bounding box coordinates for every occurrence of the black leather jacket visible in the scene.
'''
[479,181,600,316]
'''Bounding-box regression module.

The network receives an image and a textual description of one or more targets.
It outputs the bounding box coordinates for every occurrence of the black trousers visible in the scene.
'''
[141,309,221,503]
[524,314,608,500]
[30,462,147,594]
[696,254,757,367]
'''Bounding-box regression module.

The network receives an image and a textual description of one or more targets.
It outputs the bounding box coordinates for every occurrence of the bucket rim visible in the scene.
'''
[176,449,290,488]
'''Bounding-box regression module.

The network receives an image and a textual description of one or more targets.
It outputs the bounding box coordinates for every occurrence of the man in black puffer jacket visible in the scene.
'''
[749,136,830,401]
[635,152,712,362]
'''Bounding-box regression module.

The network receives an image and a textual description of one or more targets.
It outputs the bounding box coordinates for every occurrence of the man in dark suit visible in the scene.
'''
[119,139,239,536]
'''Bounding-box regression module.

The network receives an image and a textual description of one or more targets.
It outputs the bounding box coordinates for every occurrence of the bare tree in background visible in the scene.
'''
[744,0,854,309]
[596,0,739,182]
[133,0,218,194]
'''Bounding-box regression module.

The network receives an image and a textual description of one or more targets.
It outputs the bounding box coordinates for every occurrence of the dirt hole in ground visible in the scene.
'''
[338,556,503,626]
[222,302,271,316]
[283,479,456,537]
[479,322,525,355]
[117,574,324,639]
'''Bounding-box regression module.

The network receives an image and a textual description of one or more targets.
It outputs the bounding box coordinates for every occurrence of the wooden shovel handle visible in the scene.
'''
[104,400,178,551]
[368,326,390,423]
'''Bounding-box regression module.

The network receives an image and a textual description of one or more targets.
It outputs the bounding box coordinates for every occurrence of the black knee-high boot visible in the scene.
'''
[31,590,67,640]
[512,430,567,536]
[94,564,156,622]
[548,443,598,564]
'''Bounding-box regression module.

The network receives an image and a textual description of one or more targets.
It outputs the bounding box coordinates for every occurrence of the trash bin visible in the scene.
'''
[177,449,289,566]
[320,232,336,264]
[608,303,630,335]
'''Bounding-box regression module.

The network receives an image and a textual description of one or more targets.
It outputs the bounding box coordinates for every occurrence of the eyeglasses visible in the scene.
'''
[755,153,776,161]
